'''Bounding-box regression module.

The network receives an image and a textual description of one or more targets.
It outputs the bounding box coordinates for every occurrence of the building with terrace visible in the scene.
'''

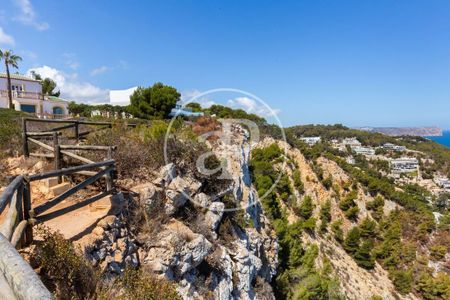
[383,143,406,152]
[343,137,362,148]
[0,73,69,118]
[390,157,419,174]
[353,146,375,156]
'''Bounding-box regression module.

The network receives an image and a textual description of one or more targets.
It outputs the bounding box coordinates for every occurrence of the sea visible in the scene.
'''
[427,131,450,148]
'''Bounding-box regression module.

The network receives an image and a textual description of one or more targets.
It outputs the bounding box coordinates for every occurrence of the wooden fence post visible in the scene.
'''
[22,177,33,246]
[22,118,29,157]
[74,121,79,143]
[15,182,24,248]
[106,146,113,192]
[53,132,62,183]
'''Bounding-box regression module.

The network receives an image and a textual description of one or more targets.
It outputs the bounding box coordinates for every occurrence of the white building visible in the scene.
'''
[435,177,450,191]
[299,136,321,146]
[383,143,406,152]
[346,156,356,164]
[353,146,375,156]
[0,73,69,117]
[109,87,138,106]
[390,157,419,174]
[343,137,362,148]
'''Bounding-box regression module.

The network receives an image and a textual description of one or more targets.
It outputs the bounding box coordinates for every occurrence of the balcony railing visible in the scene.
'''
[0,90,44,100]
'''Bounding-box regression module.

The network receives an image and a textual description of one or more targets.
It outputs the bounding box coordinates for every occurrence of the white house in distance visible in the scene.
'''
[109,87,138,106]
[0,73,69,117]
[299,136,321,146]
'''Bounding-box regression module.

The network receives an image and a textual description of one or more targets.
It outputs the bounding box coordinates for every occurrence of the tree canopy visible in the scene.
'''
[128,83,180,119]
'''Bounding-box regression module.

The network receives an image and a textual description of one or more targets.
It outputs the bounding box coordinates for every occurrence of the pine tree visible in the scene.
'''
[319,200,332,233]
[354,240,375,269]
[298,196,314,219]
[359,217,377,238]
[344,227,361,254]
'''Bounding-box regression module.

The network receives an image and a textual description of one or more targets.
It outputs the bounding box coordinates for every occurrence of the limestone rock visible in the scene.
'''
[97,215,118,229]
[205,202,225,232]
[153,163,176,186]
[193,193,211,208]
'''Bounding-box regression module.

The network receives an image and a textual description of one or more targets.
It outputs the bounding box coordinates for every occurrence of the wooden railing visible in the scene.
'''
[0,160,115,299]
[0,117,119,298]
[22,117,113,157]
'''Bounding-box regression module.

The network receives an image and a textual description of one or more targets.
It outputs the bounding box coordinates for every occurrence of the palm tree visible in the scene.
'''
[0,50,22,109]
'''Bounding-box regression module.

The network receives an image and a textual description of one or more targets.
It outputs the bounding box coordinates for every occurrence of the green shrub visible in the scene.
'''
[292,169,304,194]
[319,200,332,233]
[359,217,377,238]
[331,220,344,243]
[32,226,98,299]
[100,268,181,300]
[354,240,375,269]
[302,217,316,232]
[297,196,314,219]
[344,227,360,254]
[322,175,333,190]
[339,190,357,211]
[391,269,413,295]
[416,272,450,300]
[344,206,360,221]
[429,245,447,261]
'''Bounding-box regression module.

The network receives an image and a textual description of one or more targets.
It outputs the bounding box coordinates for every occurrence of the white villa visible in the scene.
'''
[390,157,419,174]
[0,73,69,117]
[383,143,407,152]
[343,137,362,148]
[353,146,375,156]
[299,136,321,146]
[435,177,450,191]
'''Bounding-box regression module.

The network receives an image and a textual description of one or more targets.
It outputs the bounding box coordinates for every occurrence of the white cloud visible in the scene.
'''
[227,97,280,117]
[13,0,49,31]
[27,65,109,103]
[90,66,110,76]
[181,89,216,108]
[61,53,80,70]
[0,27,15,46]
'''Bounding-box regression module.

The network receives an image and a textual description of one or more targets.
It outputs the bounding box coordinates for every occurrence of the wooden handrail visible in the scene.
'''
[0,176,24,215]
[59,145,117,151]
[0,233,52,299]
[27,131,62,137]
[33,165,114,216]
[29,159,115,181]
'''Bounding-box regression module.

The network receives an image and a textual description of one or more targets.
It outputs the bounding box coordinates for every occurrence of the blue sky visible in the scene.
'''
[1,0,450,128]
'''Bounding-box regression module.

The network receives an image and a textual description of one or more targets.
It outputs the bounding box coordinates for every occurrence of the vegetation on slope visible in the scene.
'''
[32,226,180,300]
[250,143,345,299]
[279,125,450,299]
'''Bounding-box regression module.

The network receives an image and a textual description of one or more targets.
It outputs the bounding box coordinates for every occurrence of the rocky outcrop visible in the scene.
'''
[129,125,278,300]
[86,214,140,275]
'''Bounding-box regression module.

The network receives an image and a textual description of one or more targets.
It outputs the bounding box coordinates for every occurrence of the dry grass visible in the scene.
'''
[98,268,181,300]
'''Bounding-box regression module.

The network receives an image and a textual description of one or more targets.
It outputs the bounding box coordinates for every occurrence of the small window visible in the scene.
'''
[20,104,36,113]
[53,107,64,115]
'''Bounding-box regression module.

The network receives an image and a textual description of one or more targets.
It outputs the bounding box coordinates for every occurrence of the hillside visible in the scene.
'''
[360,127,443,137]
[0,111,449,300]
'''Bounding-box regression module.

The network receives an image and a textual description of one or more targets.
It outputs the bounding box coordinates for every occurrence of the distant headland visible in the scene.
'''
[358,126,443,137]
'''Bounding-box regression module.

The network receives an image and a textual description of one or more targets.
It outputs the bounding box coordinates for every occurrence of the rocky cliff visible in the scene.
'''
[123,126,279,299]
